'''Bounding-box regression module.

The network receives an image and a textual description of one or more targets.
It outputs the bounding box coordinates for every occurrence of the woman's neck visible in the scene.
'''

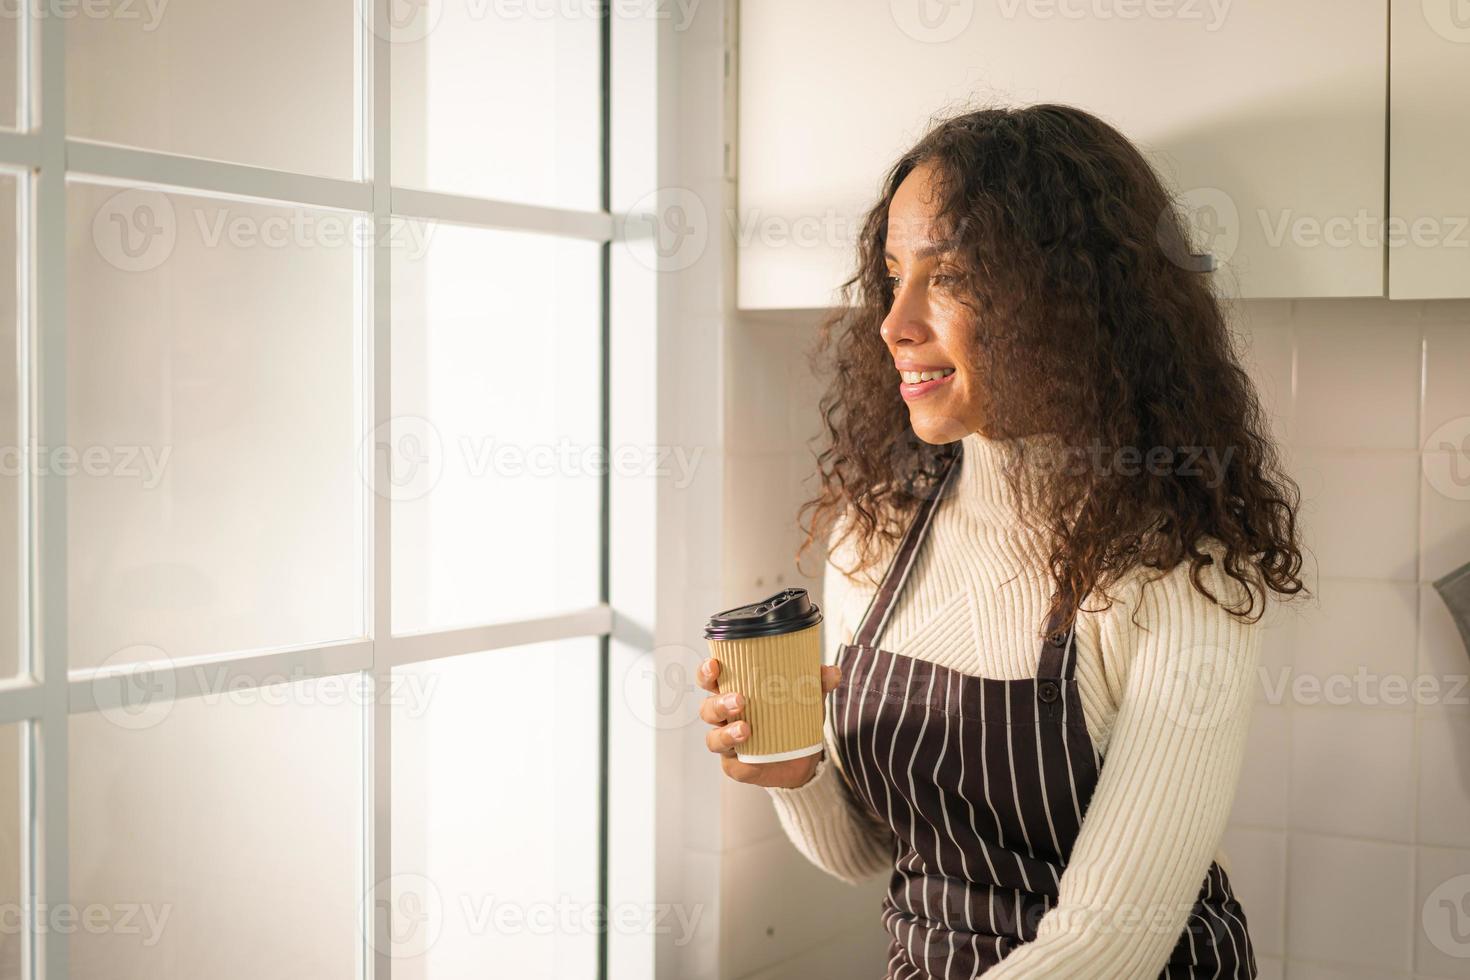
[950,429,1061,525]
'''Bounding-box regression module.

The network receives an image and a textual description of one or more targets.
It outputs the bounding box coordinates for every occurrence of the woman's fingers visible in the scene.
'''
[696,657,720,693]
[705,719,749,756]
[698,690,743,726]
[821,663,841,693]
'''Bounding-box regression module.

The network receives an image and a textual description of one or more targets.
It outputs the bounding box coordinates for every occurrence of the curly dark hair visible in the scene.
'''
[795,103,1305,631]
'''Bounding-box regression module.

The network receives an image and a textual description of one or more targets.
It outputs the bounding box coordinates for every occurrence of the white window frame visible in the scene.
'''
[0,4,672,978]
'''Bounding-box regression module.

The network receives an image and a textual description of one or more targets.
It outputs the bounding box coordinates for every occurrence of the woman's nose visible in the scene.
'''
[880,286,930,347]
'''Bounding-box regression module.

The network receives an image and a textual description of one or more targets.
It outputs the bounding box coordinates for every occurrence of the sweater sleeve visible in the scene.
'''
[763,519,894,886]
[985,546,1263,979]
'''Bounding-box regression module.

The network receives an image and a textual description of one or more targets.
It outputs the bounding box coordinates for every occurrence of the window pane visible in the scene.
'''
[71,677,362,980]
[0,12,17,131]
[391,4,600,210]
[391,224,600,633]
[0,724,21,980]
[67,182,363,669]
[67,1,357,178]
[391,637,599,975]
[0,173,18,679]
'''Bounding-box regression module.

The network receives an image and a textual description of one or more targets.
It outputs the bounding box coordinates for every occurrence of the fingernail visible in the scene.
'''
[730,722,747,741]
[698,660,709,677]
[721,693,740,711]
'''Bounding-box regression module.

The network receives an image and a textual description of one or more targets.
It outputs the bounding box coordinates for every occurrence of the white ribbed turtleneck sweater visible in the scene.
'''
[765,430,1263,979]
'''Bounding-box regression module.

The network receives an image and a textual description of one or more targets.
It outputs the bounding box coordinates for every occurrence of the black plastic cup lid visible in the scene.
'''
[704,588,823,641]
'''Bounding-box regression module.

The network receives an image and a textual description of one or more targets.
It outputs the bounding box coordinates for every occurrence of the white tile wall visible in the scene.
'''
[720,310,889,979]
[1222,826,1288,958]
[1222,299,1470,980]
[1286,833,1415,972]
[721,298,1470,979]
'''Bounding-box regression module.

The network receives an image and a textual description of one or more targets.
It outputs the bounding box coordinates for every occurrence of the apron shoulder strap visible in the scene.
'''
[851,447,963,650]
[1036,599,1080,681]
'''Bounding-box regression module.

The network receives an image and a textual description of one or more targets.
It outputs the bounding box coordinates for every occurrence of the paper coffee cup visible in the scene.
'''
[704,588,825,763]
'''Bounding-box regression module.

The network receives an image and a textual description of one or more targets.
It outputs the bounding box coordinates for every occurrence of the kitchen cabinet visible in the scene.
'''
[1389,0,1470,299]
[736,0,1387,309]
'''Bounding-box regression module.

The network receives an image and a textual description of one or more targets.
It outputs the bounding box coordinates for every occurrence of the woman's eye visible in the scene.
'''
[886,271,956,289]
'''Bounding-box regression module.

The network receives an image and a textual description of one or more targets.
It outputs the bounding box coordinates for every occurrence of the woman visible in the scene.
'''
[698,104,1304,978]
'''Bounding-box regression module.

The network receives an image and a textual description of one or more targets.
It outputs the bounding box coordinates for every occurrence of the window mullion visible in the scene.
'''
[365,0,392,976]
[32,7,69,980]
[65,140,373,214]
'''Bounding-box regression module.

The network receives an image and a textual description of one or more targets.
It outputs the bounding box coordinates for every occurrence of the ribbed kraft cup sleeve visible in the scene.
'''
[707,622,824,759]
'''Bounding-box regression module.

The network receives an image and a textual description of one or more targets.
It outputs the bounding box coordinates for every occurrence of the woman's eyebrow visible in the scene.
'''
[883,242,954,262]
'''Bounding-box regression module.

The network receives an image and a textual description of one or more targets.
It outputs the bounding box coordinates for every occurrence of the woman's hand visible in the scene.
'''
[697,656,842,789]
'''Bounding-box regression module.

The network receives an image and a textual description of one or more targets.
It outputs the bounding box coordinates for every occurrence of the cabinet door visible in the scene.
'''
[1389,0,1470,299]
[737,0,1385,309]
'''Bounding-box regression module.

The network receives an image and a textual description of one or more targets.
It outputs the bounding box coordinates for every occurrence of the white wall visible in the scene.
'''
[607,3,736,979]
[1222,298,1470,980]
[720,298,1470,980]
[718,310,892,979]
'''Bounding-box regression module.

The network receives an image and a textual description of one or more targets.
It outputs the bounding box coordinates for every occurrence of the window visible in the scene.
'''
[0,4,624,978]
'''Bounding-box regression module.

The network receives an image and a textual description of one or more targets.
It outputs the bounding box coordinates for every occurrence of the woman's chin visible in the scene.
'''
[907,409,970,445]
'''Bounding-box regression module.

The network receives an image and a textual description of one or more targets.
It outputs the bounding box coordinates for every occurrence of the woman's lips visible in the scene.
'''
[899,372,955,402]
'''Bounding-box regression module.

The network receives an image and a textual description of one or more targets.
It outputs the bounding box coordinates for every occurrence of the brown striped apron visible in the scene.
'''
[828,445,1256,979]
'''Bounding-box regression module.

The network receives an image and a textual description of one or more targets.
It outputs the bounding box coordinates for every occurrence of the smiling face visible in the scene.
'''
[880,160,983,445]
